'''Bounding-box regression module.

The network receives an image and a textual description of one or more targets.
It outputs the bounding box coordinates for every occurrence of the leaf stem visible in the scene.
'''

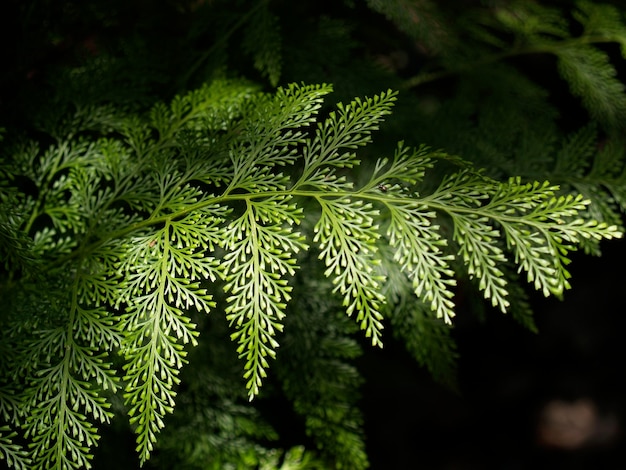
[46,185,588,274]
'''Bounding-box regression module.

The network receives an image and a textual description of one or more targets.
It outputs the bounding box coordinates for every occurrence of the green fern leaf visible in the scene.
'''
[314,197,386,345]
[222,196,307,400]
[118,217,221,462]
[557,45,626,130]
[19,281,119,470]
[295,90,398,190]
[0,427,31,470]
[574,0,626,58]
[1,80,623,469]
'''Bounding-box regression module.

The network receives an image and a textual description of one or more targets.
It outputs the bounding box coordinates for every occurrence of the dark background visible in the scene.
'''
[361,237,626,469]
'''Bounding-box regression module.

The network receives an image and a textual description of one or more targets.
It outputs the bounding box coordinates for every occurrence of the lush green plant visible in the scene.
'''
[1,0,626,468]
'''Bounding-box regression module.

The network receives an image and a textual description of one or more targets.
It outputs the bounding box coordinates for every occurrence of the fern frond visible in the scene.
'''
[386,199,457,321]
[314,196,386,345]
[18,277,120,470]
[372,145,458,321]
[574,0,626,57]
[222,197,307,400]
[228,83,333,192]
[428,173,621,305]
[295,89,398,190]
[557,45,626,130]
[5,1,626,467]
[426,171,509,311]
[2,81,622,468]
[0,427,31,470]
[119,216,221,462]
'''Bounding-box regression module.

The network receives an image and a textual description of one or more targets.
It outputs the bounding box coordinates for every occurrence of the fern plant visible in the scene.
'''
[2,0,626,469]
[0,77,621,469]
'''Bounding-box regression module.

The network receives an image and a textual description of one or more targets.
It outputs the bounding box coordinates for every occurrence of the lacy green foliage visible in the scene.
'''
[2,1,626,468]
[378,244,459,387]
[153,314,325,469]
[0,77,621,469]
[0,427,30,470]
[415,117,626,257]
[389,1,626,260]
[512,125,626,255]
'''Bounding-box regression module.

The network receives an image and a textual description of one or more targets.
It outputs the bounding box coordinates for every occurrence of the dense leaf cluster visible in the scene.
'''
[1,0,626,468]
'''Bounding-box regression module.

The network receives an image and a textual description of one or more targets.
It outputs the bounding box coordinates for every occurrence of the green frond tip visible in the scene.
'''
[427,171,622,310]
[222,198,308,400]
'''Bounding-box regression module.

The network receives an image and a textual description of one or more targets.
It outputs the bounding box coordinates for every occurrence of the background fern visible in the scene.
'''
[2,0,626,469]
